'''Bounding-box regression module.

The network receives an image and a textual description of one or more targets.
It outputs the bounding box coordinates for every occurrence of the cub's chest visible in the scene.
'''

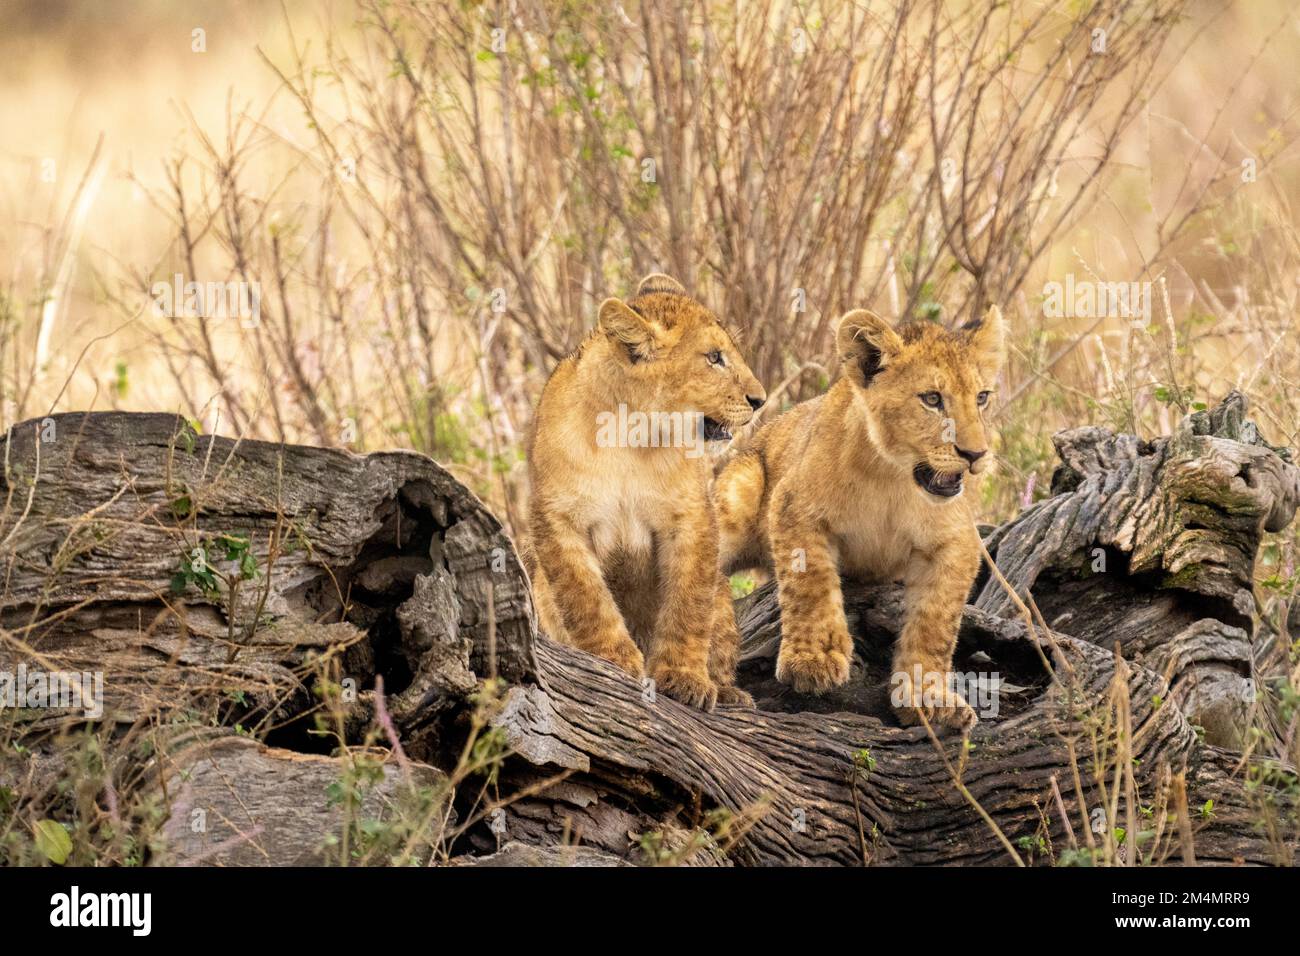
[829,490,935,580]
[588,494,656,564]
[583,460,682,563]
[572,447,707,565]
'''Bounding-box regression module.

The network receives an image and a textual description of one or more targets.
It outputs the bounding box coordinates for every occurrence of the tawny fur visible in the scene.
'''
[715,306,1006,730]
[526,274,766,711]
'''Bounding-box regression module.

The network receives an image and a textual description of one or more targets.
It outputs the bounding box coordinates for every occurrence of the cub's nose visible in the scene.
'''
[956,447,986,466]
[746,394,766,411]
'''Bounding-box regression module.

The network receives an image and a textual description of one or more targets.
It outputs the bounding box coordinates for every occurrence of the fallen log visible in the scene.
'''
[976,391,1300,751]
[0,411,532,743]
[0,399,1295,866]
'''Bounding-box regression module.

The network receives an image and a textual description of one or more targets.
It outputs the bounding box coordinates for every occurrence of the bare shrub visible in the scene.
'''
[80,1,1183,529]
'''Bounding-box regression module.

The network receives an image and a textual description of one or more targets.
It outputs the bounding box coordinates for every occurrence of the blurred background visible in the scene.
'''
[1,0,1297,553]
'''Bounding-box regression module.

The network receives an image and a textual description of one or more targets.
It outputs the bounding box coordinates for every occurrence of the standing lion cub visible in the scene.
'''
[526,274,766,710]
[715,307,1005,730]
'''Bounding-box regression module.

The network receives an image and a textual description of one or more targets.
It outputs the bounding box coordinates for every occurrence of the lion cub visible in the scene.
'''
[526,274,766,710]
[714,307,1005,730]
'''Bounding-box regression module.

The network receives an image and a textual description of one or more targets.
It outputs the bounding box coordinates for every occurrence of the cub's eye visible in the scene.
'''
[706,349,725,367]
[919,391,944,410]
[977,390,991,407]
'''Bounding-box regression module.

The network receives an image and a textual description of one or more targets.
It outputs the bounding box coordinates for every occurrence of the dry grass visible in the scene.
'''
[1,0,1298,865]
[1,1,1296,521]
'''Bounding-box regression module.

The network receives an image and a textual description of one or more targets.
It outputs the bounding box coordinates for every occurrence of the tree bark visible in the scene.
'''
[1,398,1295,866]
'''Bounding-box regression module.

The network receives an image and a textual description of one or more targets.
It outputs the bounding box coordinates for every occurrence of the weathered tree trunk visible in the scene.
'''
[1,398,1296,866]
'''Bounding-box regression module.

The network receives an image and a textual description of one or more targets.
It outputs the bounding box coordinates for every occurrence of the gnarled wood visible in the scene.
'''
[0,412,532,743]
[977,391,1300,748]
[1,400,1295,866]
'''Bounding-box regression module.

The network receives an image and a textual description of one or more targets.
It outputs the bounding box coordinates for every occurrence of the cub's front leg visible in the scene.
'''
[650,504,722,711]
[891,534,980,733]
[709,572,754,707]
[768,488,853,694]
[530,508,645,678]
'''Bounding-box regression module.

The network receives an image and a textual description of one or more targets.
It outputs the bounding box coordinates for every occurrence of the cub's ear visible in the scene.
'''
[961,304,1007,377]
[599,297,660,362]
[836,309,904,386]
[636,273,686,297]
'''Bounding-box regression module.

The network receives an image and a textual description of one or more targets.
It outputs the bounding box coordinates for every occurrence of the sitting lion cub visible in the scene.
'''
[714,307,1005,730]
[526,274,766,710]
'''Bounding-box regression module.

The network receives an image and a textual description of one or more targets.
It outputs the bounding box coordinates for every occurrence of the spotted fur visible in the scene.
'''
[715,307,1006,730]
[526,274,767,710]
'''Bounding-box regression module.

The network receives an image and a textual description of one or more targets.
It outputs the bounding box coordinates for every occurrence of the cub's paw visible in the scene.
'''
[775,642,852,694]
[714,684,755,708]
[651,665,719,712]
[600,640,646,680]
[892,678,977,734]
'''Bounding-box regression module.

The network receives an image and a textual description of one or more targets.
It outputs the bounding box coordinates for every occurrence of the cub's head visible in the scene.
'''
[597,273,766,447]
[836,306,1006,500]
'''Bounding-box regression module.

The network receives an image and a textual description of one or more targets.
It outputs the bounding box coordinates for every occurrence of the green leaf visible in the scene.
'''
[34,819,72,864]
[223,534,250,562]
